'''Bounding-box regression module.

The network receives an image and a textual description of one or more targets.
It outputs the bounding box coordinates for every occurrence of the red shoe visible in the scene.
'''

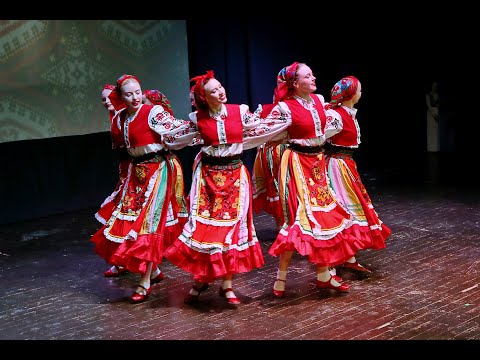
[130,284,152,303]
[332,274,343,283]
[184,283,209,304]
[104,266,128,277]
[316,276,350,292]
[272,278,286,298]
[219,287,241,305]
[150,272,165,285]
[342,261,372,274]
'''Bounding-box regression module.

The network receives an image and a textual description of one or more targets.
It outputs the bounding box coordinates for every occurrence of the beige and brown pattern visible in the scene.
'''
[0,20,190,143]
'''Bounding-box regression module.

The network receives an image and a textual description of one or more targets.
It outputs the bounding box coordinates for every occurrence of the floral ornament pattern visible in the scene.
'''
[197,164,241,222]
[300,153,334,208]
[119,164,152,216]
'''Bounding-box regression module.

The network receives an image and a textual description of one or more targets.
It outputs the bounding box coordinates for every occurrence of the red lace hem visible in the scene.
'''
[268,223,385,267]
[164,240,264,283]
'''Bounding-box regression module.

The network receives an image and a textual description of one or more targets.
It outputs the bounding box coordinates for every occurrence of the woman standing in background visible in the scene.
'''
[426,81,440,153]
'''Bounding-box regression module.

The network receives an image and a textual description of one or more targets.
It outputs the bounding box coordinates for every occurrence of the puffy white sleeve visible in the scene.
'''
[320,98,343,140]
[148,105,200,150]
[241,103,291,150]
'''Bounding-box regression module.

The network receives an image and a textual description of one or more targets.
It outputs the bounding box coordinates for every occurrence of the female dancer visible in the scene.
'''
[142,89,189,232]
[91,75,197,303]
[262,62,370,297]
[324,76,391,274]
[164,70,282,306]
[97,84,131,277]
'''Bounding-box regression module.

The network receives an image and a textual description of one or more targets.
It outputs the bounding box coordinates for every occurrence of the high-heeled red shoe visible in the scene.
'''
[130,284,152,303]
[104,265,128,277]
[150,272,164,284]
[218,287,241,305]
[184,283,209,304]
[272,278,286,298]
[316,276,350,292]
[342,261,372,274]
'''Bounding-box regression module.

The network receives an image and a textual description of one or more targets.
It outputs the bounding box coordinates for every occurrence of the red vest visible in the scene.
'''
[196,104,243,146]
[114,105,163,148]
[328,107,359,147]
[110,110,126,149]
[285,95,326,140]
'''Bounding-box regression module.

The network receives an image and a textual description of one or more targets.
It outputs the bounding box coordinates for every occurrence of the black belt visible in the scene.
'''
[201,154,242,166]
[324,144,355,157]
[289,143,324,154]
[133,150,170,163]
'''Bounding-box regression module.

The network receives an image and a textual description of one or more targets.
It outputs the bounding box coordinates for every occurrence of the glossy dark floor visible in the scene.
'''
[1,152,479,340]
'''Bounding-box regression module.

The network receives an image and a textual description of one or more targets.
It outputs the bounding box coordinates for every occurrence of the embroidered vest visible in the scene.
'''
[196,104,243,146]
[329,107,360,147]
[121,105,163,148]
[285,95,326,140]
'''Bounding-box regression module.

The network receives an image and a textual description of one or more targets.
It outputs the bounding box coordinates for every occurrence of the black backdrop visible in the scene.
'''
[0,18,475,225]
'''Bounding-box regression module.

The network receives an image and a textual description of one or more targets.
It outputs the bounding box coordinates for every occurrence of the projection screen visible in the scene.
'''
[0,20,191,143]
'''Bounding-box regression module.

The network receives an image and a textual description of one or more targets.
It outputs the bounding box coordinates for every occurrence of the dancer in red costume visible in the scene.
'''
[164,70,283,306]
[97,84,131,278]
[142,89,188,232]
[91,75,197,303]
[260,62,372,298]
[324,76,391,276]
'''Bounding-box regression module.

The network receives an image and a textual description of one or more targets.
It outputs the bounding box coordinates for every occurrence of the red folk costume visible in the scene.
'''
[164,71,282,283]
[91,76,197,275]
[143,89,188,230]
[95,84,129,225]
[260,63,371,267]
[325,76,390,251]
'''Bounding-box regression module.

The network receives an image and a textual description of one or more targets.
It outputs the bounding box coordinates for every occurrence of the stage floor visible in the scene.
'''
[1,152,479,341]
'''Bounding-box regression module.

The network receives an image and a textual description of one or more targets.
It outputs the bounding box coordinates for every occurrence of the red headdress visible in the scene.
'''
[189,70,216,110]
[103,84,116,91]
[111,75,139,111]
[328,76,359,108]
[116,74,140,89]
[273,62,299,103]
[143,89,174,115]
[108,91,127,112]
[103,83,126,111]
